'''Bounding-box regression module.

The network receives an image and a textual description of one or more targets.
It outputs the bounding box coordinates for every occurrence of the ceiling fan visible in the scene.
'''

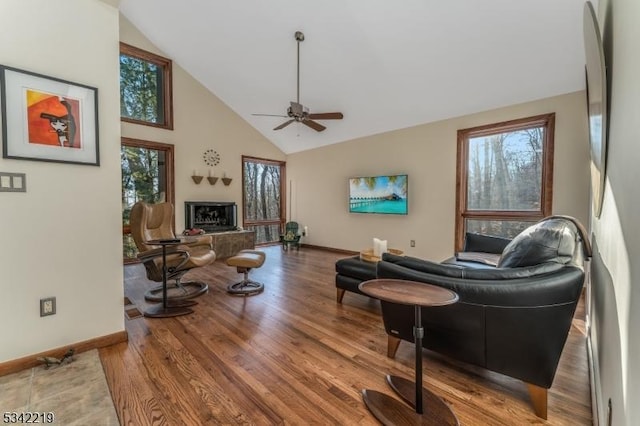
[253,31,343,132]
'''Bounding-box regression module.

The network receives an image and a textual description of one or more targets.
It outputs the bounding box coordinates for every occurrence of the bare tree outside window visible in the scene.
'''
[242,156,285,244]
[455,114,555,250]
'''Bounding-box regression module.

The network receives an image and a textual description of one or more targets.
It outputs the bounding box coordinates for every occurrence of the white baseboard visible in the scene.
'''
[587,332,602,425]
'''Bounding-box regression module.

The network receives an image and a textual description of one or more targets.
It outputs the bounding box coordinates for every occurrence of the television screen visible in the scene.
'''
[349,174,408,215]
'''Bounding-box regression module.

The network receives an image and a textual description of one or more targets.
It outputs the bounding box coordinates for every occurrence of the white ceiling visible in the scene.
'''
[119,0,588,154]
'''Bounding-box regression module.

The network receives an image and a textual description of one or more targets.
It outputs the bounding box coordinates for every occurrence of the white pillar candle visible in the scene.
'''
[373,238,382,257]
[380,239,388,255]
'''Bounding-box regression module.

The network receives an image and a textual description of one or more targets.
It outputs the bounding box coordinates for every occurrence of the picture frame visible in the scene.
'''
[583,1,608,217]
[0,65,99,166]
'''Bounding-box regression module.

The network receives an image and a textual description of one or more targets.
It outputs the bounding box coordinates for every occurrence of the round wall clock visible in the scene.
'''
[203,149,220,166]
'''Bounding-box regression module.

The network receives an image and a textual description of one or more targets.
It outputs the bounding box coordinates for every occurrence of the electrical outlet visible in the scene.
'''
[40,297,56,317]
[410,240,416,247]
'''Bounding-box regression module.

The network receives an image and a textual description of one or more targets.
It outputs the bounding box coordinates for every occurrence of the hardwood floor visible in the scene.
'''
[102,246,591,425]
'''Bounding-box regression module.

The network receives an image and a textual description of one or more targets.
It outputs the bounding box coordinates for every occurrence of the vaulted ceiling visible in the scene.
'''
[119,0,589,154]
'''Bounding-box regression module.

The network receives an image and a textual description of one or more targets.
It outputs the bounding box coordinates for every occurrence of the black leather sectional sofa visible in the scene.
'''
[334,216,591,419]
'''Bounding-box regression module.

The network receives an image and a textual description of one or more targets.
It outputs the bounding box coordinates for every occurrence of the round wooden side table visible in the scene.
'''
[359,278,459,425]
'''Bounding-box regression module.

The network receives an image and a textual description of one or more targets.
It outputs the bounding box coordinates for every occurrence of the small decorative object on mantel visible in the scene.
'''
[183,228,205,236]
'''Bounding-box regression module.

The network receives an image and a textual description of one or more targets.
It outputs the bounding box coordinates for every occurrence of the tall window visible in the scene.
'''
[119,43,173,129]
[242,156,285,244]
[455,113,555,251]
[121,138,175,261]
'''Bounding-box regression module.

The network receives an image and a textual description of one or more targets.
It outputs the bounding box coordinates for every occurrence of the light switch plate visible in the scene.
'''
[0,172,27,192]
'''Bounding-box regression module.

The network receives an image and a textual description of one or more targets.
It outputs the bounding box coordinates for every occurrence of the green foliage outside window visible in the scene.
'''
[120,55,163,124]
[121,146,165,258]
[119,43,172,129]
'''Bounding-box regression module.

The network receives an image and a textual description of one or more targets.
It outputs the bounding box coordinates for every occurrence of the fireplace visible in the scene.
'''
[185,201,237,233]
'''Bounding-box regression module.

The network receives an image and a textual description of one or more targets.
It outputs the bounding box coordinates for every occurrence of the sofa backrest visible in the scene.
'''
[497,217,586,268]
[463,232,511,255]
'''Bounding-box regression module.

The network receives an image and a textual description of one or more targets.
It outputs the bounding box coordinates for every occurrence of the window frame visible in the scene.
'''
[241,155,286,245]
[454,113,555,251]
[121,137,175,263]
[119,42,174,130]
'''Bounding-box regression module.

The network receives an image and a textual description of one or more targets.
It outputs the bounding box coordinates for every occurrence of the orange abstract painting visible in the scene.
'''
[27,90,81,148]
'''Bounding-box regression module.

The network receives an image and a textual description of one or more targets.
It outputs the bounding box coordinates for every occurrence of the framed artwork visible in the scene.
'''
[1,65,99,166]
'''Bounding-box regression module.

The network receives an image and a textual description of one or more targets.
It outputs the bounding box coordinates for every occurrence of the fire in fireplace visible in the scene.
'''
[185,201,237,233]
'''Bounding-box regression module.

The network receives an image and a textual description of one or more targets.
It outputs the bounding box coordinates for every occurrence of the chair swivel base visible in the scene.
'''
[143,304,194,318]
[144,281,209,302]
[227,279,264,296]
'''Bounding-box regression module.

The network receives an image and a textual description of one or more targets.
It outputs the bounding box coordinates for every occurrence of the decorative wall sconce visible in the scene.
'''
[191,175,203,184]
[221,172,232,186]
[207,176,218,185]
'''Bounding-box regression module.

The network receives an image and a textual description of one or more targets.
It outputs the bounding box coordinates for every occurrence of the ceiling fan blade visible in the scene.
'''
[302,120,326,132]
[307,112,343,120]
[274,119,295,130]
[252,113,288,117]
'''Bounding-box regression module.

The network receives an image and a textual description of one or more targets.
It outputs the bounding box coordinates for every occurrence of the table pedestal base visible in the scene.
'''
[362,384,458,426]
[362,390,427,425]
[386,375,458,425]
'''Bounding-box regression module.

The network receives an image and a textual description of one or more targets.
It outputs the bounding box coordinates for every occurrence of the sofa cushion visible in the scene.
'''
[498,218,578,268]
[335,256,377,282]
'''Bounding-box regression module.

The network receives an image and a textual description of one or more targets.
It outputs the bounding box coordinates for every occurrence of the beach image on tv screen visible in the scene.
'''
[349,175,408,215]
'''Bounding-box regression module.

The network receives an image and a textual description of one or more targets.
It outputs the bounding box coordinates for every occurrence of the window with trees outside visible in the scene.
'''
[120,43,173,129]
[242,156,286,245]
[121,138,175,261]
[455,113,555,251]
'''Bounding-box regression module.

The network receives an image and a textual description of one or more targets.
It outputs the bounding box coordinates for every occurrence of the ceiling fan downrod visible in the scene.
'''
[295,31,304,105]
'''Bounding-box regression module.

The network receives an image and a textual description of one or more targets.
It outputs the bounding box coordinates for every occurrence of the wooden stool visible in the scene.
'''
[225,250,266,296]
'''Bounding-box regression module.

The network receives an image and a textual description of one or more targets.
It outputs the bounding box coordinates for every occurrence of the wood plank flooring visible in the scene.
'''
[101,246,591,425]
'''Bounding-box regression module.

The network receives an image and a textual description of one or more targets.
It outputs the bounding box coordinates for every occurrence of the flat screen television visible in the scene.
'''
[349,174,408,215]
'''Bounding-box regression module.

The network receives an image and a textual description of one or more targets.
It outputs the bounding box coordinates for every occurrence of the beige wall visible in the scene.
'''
[0,0,123,362]
[287,91,590,261]
[589,0,640,424]
[119,16,285,232]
